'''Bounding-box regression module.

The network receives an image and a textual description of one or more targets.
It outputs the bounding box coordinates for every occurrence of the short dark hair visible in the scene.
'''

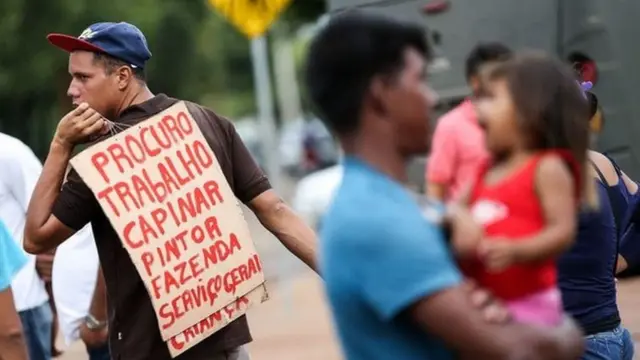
[304,10,430,135]
[93,52,146,81]
[465,42,512,80]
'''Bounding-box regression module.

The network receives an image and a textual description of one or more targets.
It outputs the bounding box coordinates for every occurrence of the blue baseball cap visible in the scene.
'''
[47,22,152,69]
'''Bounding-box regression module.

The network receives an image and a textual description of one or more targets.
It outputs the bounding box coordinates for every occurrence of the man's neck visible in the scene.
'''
[115,85,154,118]
[343,134,409,184]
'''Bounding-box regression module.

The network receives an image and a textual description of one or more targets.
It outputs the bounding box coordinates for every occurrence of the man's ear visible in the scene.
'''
[369,76,389,115]
[116,66,134,90]
[468,75,480,95]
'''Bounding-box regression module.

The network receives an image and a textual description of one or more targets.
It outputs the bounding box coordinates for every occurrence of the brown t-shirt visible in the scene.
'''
[52,94,271,360]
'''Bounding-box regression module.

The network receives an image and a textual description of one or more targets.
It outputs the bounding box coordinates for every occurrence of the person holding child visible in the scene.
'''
[308,11,584,360]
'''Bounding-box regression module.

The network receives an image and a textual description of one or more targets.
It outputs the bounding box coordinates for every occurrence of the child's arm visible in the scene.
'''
[444,183,483,258]
[446,204,483,258]
[482,156,577,269]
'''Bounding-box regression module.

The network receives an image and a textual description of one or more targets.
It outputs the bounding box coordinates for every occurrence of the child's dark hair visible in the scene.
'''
[484,51,597,208]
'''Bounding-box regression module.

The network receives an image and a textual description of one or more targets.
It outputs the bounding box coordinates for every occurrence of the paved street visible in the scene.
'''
[54,180,640,359]
[55,272,640,360]
[52,269,640,360]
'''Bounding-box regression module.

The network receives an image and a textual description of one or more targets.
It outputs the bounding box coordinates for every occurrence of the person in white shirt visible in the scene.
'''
[52,225,109,359]
[292,165,343,230]
[0,132,54,360]
[1,132,108,359]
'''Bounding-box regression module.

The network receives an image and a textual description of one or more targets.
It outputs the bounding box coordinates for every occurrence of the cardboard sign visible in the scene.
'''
[208,0,294,38]
[70,101,267,355]
[168,284,268,357]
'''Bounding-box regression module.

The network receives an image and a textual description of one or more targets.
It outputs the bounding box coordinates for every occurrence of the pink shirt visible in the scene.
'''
[426,99,489,201]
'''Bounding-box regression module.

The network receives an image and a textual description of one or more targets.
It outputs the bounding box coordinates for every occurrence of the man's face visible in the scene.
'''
[67,51,120,119]
[469,61,501,97]
[384,48,437,155]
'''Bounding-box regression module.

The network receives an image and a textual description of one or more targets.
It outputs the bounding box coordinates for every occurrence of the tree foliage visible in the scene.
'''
[281,0,326,30]
[0,0,325,159]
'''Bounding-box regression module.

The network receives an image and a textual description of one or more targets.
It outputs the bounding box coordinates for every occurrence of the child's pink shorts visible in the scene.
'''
[505,287,563,326]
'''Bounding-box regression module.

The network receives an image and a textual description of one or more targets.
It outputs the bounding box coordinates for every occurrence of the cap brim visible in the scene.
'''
[47,33,105,53]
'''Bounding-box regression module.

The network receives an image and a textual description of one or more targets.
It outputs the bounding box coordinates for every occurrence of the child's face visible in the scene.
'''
[475,78,521,157]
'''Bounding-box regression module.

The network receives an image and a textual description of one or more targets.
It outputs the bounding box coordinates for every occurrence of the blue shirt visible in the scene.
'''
[0,220,27,291]
[320,157,462,360]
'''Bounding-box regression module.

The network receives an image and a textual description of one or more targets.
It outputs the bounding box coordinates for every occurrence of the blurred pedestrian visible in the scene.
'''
[305,10,583,359]
[0,132,56,360]
[0,219,29,360]
[23,21,316,360]
[558,88,636,360]
[426,43,512,201]
[52,224,109,360]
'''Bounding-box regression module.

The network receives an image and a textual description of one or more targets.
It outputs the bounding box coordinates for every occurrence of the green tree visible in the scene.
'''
[282,0,326,31]
[0,0,325,159]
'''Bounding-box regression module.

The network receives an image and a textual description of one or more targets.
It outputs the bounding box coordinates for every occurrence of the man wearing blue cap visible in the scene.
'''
[23,22,317,360]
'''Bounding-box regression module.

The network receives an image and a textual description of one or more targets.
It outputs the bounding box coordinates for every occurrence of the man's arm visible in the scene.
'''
[354,216,583,360]
[23,142,76,254]
[426,117,458,201]
[0,288,28,360]
[88,267,108,322]
[408,288,583,359]
[248,190,317,271]
[24,104,106,254]
[80,267,108,348]
[218,114,318,272]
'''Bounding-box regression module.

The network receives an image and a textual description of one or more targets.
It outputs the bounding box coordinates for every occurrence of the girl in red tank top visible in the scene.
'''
[447,53,598,326]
